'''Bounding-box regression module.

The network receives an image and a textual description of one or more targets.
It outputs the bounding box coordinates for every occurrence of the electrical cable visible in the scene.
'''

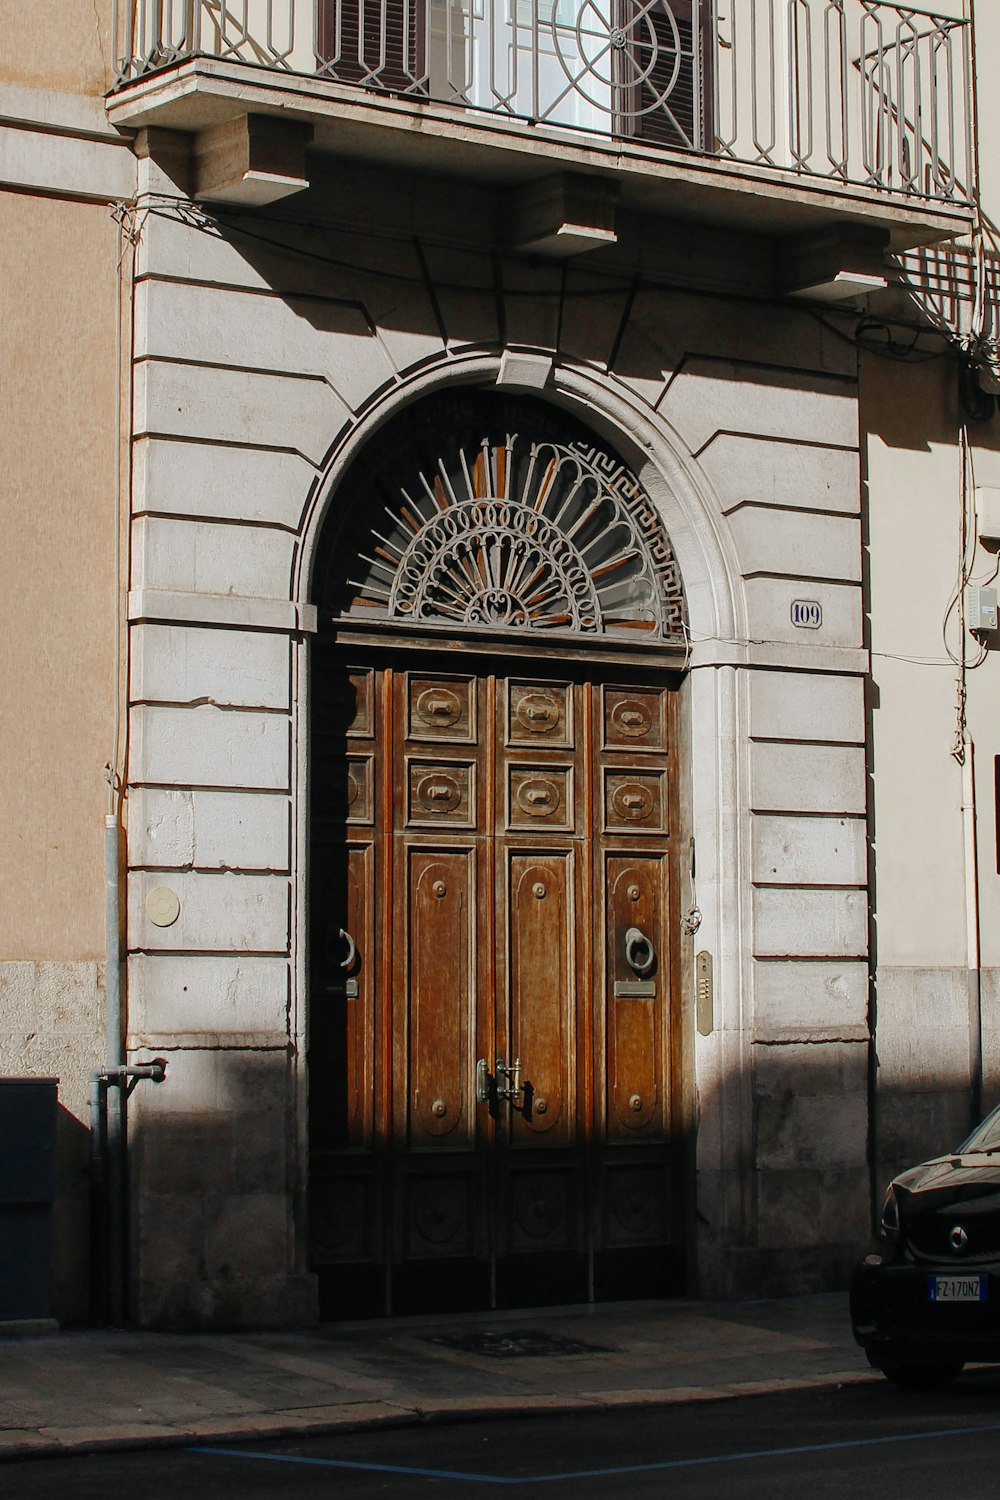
[137,194,989,371]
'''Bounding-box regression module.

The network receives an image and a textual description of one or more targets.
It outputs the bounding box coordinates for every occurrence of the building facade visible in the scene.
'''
[2,0,1000,1327]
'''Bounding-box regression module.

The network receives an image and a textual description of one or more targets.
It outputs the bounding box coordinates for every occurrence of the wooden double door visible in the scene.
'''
[309,647,684,1317]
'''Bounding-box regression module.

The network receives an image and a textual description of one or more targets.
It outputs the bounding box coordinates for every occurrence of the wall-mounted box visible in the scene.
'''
[977,488,1000,550]
[968,585,998,633]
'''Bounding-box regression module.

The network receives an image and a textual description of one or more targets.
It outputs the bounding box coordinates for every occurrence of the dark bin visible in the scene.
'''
[0,1078,58,1321]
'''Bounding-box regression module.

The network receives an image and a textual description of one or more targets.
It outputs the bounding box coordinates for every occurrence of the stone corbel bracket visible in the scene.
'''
[193,113,314,206]
[507,172,620,258]
[778,226,891,302]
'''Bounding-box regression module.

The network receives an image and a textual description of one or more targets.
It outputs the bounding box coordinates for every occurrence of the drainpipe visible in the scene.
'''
[962,737,984,1126]
[89,1054,167,1324]
[104,812,126,1323]
[94,809,166,1323]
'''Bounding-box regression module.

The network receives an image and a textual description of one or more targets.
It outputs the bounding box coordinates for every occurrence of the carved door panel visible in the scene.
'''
[594,684,678,1295]
[309,653,682,1316]
[308,652,383,1308]
[390,670,490,1309]
[494,676,589,1304]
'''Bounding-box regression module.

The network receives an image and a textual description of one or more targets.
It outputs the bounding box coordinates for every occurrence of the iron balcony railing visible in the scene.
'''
[112,0,974,205]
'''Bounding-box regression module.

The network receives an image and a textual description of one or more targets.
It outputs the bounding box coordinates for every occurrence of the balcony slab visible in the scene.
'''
[106,57,973,253]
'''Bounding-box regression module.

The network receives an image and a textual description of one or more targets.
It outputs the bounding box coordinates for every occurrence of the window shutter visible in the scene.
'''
[615,0,713,151]
[317,0,427,93]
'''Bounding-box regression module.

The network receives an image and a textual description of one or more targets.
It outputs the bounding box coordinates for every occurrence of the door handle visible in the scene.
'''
[476,1057,524,1110]
[624,926,656,977]
[337,927,357,970]
[496,1057,522,1106]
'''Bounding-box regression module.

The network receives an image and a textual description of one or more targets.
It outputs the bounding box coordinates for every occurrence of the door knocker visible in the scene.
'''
[624,926,656,977]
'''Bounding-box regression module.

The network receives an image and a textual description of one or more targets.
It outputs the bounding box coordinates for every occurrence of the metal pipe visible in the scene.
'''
[88,1073,108,1320]
[104,816,122,1071]
[962,736,984,1125]
[103,814,126,1324]
[95,1062,168,1088]
[89,1060,167,1324]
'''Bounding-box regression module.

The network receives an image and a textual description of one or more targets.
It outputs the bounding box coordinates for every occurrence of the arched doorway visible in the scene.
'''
[308,388,689,1317]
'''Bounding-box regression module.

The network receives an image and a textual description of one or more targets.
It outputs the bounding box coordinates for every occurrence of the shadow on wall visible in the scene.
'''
[198,170,1000,462]
[108,1031,998,1330]
[860,341,1000,456]
[124,1045,314,1330]
[159,165,862,440]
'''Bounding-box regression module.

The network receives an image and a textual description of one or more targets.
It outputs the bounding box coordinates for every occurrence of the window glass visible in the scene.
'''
[959,1105,1000,1153]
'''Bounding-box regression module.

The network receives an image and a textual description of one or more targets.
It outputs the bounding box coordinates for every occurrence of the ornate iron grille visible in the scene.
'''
[314,390,686,643]
[112,1,974,207]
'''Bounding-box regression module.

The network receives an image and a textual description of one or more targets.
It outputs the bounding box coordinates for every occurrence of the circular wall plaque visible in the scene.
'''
[146,886,181,928]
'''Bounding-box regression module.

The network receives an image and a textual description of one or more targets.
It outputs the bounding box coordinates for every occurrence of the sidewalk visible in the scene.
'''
[0,1293,873,1461]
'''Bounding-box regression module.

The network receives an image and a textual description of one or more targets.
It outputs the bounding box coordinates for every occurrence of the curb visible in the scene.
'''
[0,1369,878,1463]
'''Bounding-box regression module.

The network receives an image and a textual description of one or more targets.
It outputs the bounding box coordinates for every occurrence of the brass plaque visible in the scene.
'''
[696,950,713,1036]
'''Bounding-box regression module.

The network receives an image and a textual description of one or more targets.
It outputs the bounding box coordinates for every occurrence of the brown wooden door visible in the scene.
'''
[309,646,683,1317]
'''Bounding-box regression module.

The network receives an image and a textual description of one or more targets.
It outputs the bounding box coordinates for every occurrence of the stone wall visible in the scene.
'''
[122,141,869,1320]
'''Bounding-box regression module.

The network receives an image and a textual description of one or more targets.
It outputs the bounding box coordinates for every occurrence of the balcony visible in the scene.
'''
[108,0,975,257]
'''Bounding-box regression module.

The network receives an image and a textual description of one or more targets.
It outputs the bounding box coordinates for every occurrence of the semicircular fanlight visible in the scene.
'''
[314,390,686,644]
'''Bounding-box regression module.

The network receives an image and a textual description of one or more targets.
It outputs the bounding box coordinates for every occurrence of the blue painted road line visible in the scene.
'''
[189,1448,518,1484]
[190,1420,1000,1485]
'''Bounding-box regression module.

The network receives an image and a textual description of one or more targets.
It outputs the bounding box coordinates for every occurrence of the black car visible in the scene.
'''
[852,1105,1000,1386]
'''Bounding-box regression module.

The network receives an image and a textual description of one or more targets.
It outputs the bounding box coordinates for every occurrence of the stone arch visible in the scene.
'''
[293,352,744,655]
[311,385,687,647]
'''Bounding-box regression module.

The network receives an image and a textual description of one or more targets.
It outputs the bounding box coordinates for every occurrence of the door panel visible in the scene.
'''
[407,850,475,1145]
[604,686,667,750]
[606,854,666,1138]
[309,653,683,1316]
[340,843,375,1148]
[603,1162,672,1246]
[508,682,573,746]
[507,851,574,1142]
[507,1167,577,1252]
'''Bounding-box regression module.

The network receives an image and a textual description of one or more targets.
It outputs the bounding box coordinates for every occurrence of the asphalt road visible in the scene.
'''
[8,1378,1000,1498]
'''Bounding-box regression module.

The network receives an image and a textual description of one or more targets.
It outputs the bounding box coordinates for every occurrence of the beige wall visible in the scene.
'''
[0,191,118,963]
[974,0,1000,217]
[0,188,120,1322]
[863,263,1000,1173]
[863,356,968,970]
[0,1,114,97]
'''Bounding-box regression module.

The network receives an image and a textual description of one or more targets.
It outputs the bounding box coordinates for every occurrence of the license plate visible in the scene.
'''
[929,1275,986,1302]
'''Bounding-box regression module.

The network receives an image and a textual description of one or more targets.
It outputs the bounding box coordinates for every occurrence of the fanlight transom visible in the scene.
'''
[317,395,686,644]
